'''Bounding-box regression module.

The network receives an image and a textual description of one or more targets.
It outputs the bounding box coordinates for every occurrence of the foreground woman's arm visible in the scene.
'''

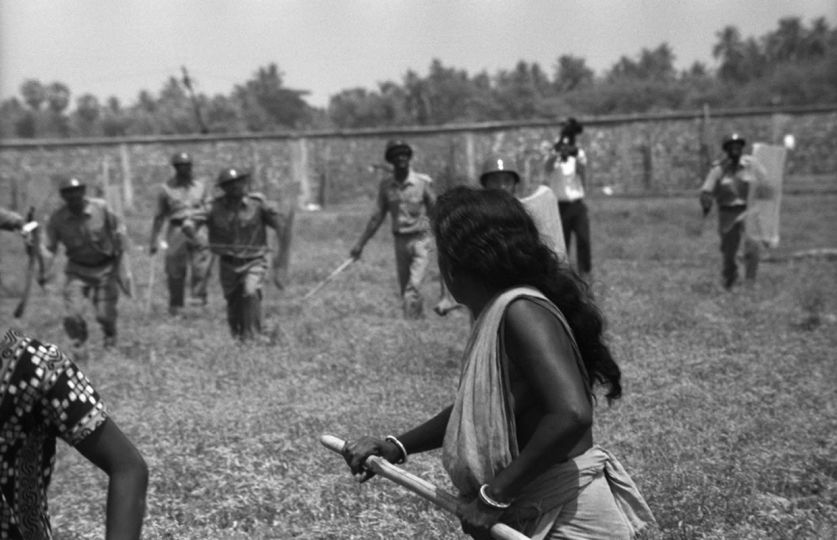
[75,418,149,540]
[485,298,593,503]
[344,406,452,478]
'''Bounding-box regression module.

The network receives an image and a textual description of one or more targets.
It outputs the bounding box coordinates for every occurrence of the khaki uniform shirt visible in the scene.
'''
[46,198,125,274]
[701,155,767,208]
[198,193,284,259]
[375,171,436,235]
[154,176,211,224]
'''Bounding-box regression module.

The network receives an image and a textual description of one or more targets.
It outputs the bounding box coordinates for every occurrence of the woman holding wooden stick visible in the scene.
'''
[343,187,654,539]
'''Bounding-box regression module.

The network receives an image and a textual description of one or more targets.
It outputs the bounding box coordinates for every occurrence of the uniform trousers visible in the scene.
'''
[62,262,120,343]
[718,206,760,288]
[219,255,267,340]
[165,224,213,307]
[558,199,592,274]
[393,232,431,319]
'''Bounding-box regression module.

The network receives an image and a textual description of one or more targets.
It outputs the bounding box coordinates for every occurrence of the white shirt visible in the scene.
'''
[548,149,587,201]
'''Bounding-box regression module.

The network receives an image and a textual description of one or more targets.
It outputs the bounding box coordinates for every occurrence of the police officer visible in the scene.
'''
[479,154,566,259]
[43,177,127,356]
[544,118,591,281]
[184,168,287,340]
[700,133,768,289]
[149,152,213,315]
[350,140,436,319]
[435,155,567,316]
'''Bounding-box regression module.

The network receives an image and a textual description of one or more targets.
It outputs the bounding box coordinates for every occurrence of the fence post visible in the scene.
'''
[465,131,476,183]
[101,156,109,200]
[294,137,311,207]
[642,143,653,191]
[102,156,118,216]
[119,143,133,210]
[699,103,711,179]
[317,142,330,208]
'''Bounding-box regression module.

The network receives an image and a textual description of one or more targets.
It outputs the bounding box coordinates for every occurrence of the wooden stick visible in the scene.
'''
[303,258,355,300]
[320,434,530,540]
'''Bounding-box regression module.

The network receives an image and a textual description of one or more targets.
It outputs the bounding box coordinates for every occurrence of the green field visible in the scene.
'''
[1,193,835,539]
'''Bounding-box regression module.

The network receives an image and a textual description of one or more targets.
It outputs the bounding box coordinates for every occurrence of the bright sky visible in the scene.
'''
[1,0,834,109]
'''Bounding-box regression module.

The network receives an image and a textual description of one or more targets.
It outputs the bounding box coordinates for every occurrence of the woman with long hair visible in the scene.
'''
[343,187,653,539]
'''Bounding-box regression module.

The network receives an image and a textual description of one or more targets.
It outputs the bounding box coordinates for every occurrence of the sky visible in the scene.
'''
[1,0,835,109]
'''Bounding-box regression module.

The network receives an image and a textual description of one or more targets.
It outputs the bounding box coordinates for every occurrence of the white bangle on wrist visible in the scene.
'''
[479,483,511,509]
[384,435,408,464]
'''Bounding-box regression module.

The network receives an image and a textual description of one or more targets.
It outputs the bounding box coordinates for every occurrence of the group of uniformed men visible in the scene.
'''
[1,153,289,357]
[1,123,766,354]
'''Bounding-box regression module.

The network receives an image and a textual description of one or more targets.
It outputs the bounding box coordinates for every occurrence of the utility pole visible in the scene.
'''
[181,66,209,134]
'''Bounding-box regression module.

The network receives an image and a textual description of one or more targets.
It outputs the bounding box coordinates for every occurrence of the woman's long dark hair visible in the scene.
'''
[432,186,622,402]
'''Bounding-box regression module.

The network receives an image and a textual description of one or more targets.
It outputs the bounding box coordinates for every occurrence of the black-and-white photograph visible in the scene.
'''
[1,1,835,538]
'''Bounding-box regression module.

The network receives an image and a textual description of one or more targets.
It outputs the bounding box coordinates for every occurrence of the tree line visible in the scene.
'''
[1,16,834,139]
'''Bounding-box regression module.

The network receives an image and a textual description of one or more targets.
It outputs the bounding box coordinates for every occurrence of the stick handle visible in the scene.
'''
[320,435,530,540]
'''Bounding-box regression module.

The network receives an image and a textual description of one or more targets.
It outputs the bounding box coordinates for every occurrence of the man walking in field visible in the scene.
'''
[43,177,127,357]
[184,168,287,340]
[350,140,436,319]
[0,327,148,539]
[148,151,214,315]
[700,133,768,289]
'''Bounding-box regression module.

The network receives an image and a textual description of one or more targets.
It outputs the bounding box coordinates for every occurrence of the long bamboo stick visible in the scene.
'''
[320,434,530,540]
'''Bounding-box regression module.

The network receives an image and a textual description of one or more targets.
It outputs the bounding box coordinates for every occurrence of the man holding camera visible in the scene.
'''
[544,118,591,281]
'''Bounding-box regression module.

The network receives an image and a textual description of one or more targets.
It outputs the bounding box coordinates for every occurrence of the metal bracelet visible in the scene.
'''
[478,483,512,510]
[384,435,408,464]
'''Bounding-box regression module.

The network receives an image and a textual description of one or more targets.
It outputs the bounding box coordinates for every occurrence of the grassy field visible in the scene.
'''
[1,192,835,539]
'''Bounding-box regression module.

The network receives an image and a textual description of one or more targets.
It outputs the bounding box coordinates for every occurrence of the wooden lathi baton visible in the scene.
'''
[320,434,530,540]
[303,258,355,300]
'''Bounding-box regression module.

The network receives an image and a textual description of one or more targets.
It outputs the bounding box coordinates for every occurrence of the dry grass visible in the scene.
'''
[1,193,835,539]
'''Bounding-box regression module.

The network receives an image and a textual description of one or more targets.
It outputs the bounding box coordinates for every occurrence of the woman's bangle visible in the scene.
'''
[478,484,512,510]
[384,435,408,464]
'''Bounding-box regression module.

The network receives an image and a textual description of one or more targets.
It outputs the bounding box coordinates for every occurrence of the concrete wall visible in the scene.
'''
[1,105,835,217]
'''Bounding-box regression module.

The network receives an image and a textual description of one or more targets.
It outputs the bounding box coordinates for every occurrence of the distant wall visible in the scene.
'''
[1,104,835,216]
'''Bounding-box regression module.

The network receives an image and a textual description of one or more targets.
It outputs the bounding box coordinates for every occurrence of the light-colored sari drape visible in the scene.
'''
[442,287,654,538]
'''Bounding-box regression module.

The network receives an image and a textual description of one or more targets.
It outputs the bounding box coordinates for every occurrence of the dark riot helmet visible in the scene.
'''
[384,140,413,163]
[171,152,192,166]
[478,155,521,186]
[216,167,250,186]
[58,176,86,192]
[722,133,746,151]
